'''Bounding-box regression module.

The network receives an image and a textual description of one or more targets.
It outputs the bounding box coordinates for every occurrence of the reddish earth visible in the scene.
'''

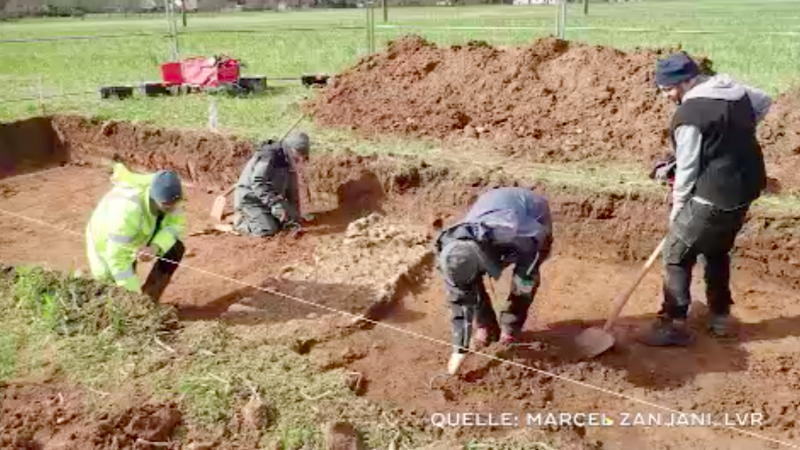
[1,116,800,450]
[308,36,800,194]
[0,380,182,450]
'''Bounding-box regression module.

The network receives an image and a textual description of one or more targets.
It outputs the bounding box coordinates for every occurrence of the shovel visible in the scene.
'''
[575,237,666,358]
[208,113,308,222]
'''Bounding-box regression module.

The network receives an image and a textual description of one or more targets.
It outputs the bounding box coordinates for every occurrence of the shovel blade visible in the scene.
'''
[575,327,615,359]
[210,195,227,221]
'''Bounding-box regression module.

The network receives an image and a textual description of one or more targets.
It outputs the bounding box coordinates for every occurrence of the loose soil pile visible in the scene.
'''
[282,212,432,309]
[309,36,684,163]
[309,36,800,192]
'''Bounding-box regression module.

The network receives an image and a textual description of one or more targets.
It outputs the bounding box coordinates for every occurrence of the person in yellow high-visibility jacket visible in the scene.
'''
[86,163,187,302]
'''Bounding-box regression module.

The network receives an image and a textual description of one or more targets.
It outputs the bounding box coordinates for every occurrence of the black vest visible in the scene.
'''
[670,95,766,208]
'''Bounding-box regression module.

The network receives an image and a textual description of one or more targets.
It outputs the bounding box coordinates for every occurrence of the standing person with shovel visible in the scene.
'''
[640,51,772,346]
[232,131,313,237]
[434,187,553,374]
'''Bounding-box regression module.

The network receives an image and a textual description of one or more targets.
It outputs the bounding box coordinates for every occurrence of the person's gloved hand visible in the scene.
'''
[512,273,535,296]
[649,156,676,184]
[136,244,160,262]
[270,201,290,223]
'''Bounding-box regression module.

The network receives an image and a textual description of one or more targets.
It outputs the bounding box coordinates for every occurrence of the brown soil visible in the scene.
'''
[0,117,69,180]
[309,36,686,164]
[308,36,800,193]
[759,88,800,194]
[0,380,181,450]
[2,116,800,450]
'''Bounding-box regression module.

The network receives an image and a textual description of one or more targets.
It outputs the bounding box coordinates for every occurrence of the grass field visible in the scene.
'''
[1,0,799,141]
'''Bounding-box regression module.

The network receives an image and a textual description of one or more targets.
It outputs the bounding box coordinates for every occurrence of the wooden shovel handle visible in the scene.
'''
[602,237,667,332]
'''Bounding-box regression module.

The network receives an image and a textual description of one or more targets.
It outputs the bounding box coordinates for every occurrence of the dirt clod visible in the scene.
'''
[324,422,366,450]
[241,394,270,430]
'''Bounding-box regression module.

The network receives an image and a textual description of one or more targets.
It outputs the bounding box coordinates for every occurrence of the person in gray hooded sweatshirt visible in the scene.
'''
[233,132,310,237]
[435,187,553,372]
[641,52,772,346]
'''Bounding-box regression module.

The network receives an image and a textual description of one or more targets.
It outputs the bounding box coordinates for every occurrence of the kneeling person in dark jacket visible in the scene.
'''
[435,187,553,368]
[234,132,310,237]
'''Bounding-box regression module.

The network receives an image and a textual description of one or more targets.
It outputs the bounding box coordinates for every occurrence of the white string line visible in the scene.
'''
[0,205,798,449]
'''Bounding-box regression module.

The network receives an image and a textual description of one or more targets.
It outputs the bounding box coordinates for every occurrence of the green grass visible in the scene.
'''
[0,265,439,449]
[0,264,574,448]
[1,0,798,128]
[1,0,799,211]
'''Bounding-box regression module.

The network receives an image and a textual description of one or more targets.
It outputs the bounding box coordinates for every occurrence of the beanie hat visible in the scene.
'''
[283,132,310,157]
[150,170,183,205]
[440,240,500,285]
[655,52,699,87]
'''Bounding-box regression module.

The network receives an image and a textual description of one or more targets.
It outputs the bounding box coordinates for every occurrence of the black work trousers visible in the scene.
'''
[441,238,551,354]
[141,240,185,302]
[660,199,748,320]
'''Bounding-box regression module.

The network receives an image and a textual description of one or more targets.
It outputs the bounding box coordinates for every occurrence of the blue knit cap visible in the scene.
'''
[150,170,183,205]
[655,52,699,87]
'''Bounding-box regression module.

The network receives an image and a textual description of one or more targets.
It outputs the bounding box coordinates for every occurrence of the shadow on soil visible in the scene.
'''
[468,302,800,391]
[177,277,378,324]
[0,117,69,180]
[300,171,388,237]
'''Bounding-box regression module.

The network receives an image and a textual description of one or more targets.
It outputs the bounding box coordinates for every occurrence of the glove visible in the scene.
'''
[136,244,160,262]
[649,156,676,184]
[270,201,289,223]
[512,274,535,296]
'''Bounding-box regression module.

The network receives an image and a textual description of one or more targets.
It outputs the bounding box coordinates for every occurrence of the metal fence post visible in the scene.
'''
[37,75,46,115]
[365,1,376,54]
[164,0,179,61]
[371,2,376,52]
[365,2,371,54]
[558,0,567,40]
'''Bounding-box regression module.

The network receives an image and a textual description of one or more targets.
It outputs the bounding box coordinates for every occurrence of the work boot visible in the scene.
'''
[708,314,733,338]
[639,317,693,347]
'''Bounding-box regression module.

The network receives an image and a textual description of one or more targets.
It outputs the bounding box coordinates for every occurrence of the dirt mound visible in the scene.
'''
[308,36,800,193]
[309,36,681,164]
[759,88,800,192]
[0,381,181,450]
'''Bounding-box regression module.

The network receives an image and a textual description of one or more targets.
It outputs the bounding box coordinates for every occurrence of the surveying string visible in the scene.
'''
[0,206,797,450]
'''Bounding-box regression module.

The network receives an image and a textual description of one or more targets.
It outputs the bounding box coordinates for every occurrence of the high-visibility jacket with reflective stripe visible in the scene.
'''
[86,163,186,292]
